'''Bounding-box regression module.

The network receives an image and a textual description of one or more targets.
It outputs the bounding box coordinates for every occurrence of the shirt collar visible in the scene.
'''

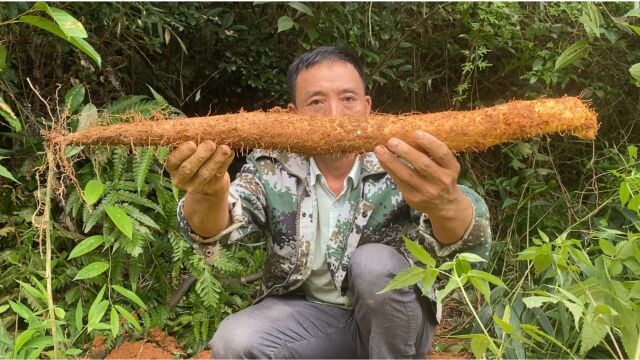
[309,155,361,188]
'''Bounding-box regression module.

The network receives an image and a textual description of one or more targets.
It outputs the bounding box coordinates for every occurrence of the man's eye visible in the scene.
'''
[343,96,356,102]
[309,100,322,106]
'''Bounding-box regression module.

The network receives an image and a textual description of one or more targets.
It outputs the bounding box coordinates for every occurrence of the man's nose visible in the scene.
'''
[324,99,342,117]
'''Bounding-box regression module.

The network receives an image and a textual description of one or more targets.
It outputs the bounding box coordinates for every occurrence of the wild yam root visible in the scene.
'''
[46,96,598,155]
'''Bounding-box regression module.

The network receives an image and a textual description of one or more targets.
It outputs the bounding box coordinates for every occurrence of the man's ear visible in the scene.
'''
[365,96,372,114]
[287,103,297,112]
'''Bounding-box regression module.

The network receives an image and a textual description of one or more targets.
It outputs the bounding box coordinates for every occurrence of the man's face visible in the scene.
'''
[289,60,371,117]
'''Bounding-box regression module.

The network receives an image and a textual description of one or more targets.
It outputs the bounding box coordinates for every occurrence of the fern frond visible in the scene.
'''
[188,255,222,309]
[168,231,188,263]
[65,190,82,218]
[213,249,243,275]
[133,147,153,193]
[115,190,164,215]
[120,203,160,230]
[105,95,150,115]
[111,147,128,181]
[114,180,148,194]
[83,192,117,233]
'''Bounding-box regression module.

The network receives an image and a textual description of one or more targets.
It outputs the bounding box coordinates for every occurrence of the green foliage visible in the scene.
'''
[0,1,639,357]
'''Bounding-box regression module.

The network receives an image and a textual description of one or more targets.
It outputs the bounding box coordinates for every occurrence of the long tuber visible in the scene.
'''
[47,96,597,155]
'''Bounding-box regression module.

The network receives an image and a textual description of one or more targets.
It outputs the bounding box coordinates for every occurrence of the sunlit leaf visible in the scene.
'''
[19,15,101,68]
[629,63,640,82]
[0,96,21,132]
[68,235,104,259]
[377,266,424,294]
[74,261,109,280]
[403,237,435,267]
[34,2,87,38]
[555,39,589,71]
[106,205,133,240]
[83,180,104,206]
[288,2,313,16]
[111,285,146,310]
[64,84,85,114]
[277,16,294,32]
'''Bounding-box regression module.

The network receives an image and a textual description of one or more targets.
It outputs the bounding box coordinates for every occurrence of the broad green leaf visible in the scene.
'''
[629,63,640,82]
[34,2,87,38]
[522,295,558,308]
[0,304,9,313]
[65,348,83,356]
[377,266,424,294]
[470,277,491,303]
[421,268,438,291]
[470,335,491,359]
[493,314,514,335]
[19,15,101,68]
[83,180,104,206]
[54,307,65,319]
[77,103,98,131]
[115,305,141,331]
[403,237,435,267]
[277,16,294,32]
[436,277,459,302]
[68,235,104,259]
[75,298,83,332]
[9,301,37,323]
[106,205,133,240]
[23,335,53,350]
[624,8,640,18]
[629,24,640,36]
[468,270,507,288]
[111,285,146,310]
[457,253,487,263]
[0,45,6,71]
[628,145,638,161]
[87,300,109,330]
[16,280,46,303]
[620,182,631,205]
[14,329,36,352]
[0,163,19,183]
[64,84,85,114]
[555,39,589,71]
[88,285,106,318]
[599,239,615,256]
[288,2,313,16]
[74,261,109,280]
[110,307,119,337]
[0,96,21,132]
[580,316,608,355]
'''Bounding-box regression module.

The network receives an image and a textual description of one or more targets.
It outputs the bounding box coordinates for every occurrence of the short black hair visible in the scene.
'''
[287,46,367,104]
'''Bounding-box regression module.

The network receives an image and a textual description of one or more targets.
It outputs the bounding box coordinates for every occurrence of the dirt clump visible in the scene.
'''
[105,340,173,359]
[105,328,182,359]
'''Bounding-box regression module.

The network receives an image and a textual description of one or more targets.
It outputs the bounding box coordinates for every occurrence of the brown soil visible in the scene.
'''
[105,340,173,359]
[105,328,182,359]
[49,97,597,155]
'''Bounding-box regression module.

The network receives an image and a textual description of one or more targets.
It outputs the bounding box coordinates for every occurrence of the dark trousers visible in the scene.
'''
[210,243,438,359]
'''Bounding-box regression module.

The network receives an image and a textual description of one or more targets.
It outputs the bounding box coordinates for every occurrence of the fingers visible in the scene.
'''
[173,141,217,185]
[413,131,459,170]
[374,145,425,191]
[190,145,234,190]
[385,136,439,180]
[166,141,197,173]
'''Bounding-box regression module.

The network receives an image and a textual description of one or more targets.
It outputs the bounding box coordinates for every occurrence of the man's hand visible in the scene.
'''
[374,131,473,244]
[166,140,234,195]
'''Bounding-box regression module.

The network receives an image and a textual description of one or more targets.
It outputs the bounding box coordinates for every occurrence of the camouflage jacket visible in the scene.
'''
[177,149,492,304]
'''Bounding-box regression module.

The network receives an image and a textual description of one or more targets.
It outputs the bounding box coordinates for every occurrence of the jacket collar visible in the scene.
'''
[249,149,385,180]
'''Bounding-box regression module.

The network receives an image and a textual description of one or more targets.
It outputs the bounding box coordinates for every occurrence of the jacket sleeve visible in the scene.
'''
[417,184,492,260]
[176,160,267,252]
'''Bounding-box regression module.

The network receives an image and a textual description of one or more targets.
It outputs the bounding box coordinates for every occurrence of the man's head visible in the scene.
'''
[287,46,371,117]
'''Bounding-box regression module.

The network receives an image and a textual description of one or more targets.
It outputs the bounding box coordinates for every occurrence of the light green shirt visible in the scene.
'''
[301,156,361,307]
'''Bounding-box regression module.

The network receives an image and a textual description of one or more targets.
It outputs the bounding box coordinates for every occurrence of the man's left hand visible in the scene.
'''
[374,131,472,243]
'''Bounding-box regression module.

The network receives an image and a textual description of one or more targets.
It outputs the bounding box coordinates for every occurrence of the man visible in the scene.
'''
[167,46,491,358]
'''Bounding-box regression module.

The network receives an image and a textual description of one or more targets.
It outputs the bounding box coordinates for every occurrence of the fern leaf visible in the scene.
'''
[133,147,153,193]
[120,203,160,230]
[111,147,127,181]
[213,249,243,275]
[65,190,82,218]
[188,255,222,309]
[83,193,117,233]
[115,190,164,215]
[106,95,149,115]
[114,180,148,194]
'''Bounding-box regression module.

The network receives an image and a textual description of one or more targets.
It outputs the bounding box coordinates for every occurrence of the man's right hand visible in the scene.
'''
[166,140,234,196]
